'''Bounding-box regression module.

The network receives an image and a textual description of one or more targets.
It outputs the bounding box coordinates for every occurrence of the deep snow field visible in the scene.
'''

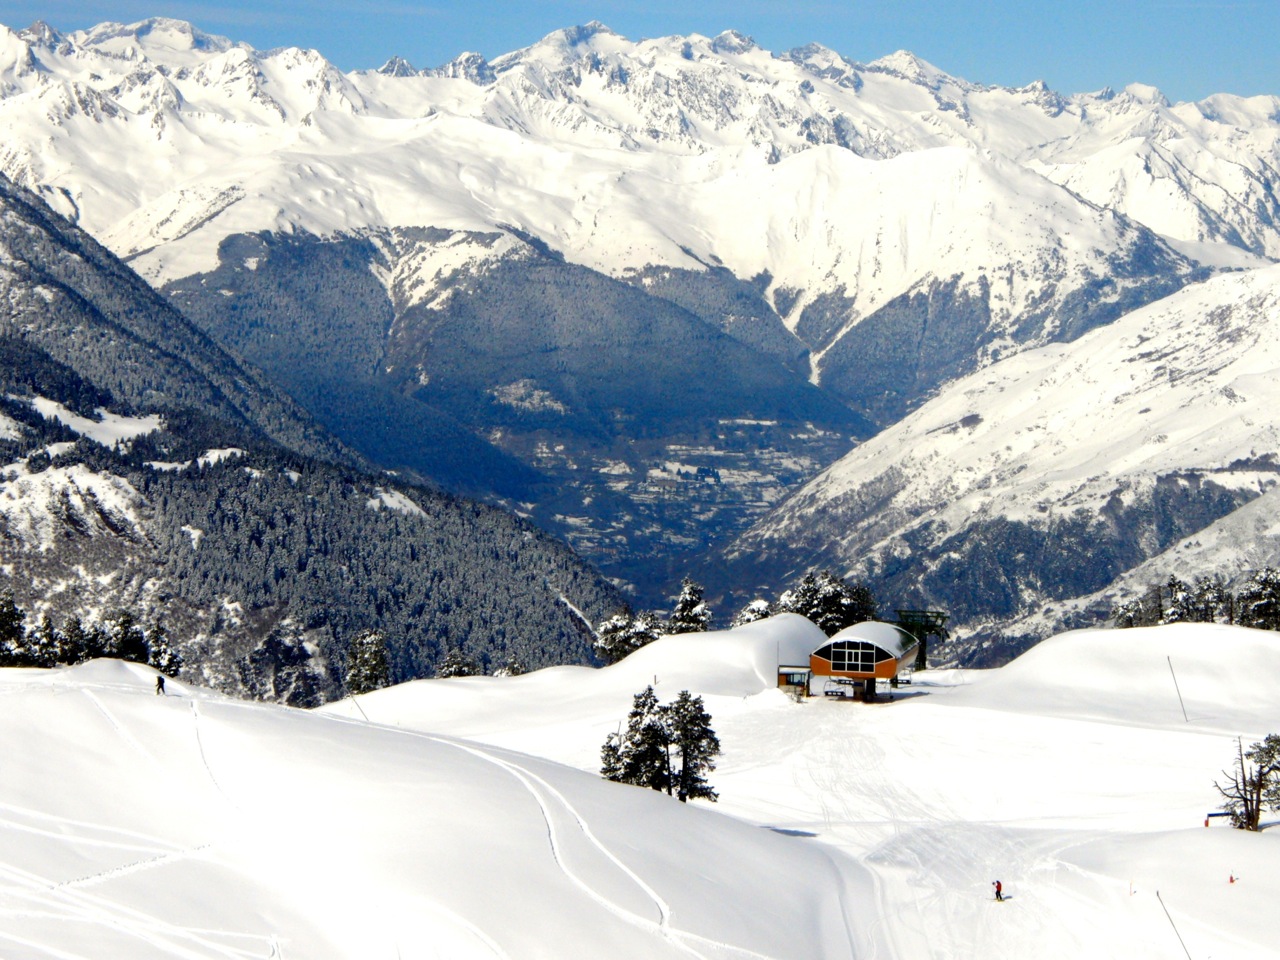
[4,615,1278,958]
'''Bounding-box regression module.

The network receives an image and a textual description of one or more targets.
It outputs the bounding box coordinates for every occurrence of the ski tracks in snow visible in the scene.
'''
[82,688,160,765]
[0,857,271,960]
[424,732,785,960]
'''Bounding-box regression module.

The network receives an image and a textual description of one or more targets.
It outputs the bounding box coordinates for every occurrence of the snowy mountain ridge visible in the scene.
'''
[4,17,1280,625]
[0,16,1273,304]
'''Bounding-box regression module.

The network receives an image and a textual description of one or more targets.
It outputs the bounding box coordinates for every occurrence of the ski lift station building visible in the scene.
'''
[778,621,920,699]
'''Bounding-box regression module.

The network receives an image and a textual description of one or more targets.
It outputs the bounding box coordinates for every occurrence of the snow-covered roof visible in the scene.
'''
[818,621,918,659]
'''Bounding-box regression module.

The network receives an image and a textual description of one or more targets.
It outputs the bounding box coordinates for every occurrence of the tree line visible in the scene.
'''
[1111,569,1280,629]
[0,591,181,676]
[593,570,878,664]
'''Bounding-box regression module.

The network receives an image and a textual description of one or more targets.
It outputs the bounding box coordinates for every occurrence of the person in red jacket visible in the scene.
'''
[993,880,1003,901]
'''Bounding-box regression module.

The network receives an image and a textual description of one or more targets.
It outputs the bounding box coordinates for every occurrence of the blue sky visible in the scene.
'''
[3,1,1276,103]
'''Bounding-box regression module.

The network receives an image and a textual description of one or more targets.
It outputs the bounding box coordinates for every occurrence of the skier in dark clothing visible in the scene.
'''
[155,675,165,696]
[993,880,1003,901]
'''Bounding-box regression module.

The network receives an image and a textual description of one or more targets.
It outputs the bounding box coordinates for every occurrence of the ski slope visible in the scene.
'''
[4,615,1279,957]
[329,616,1280,959]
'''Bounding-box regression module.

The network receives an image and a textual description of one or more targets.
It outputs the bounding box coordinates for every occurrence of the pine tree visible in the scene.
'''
[731,598,773,627]
[600,686,720,802]
[31,614,60,668]
[593,609,663,664]
[0,590,27,666]
[59,615,90,664]
[1159,576,1195,624]
[1191,576,1232,623]
[667,689,720,803]
[436,647,480,678]
[147,623,183,677]
[1237,568,1280,630]
[668,577,711,634]
[111,611,150,665]
[83,621,113,661]
[593,611,635,664]
[1111,583,1165,628]
[492,657,526,678]
[777,574,820,624]
[778,571,876,636]
[345,628,391,694]
[237,621,328,707]
[605,685,673,796]
[812,571,876,635]
[630,611,664,650]
[1215,734,1280,830]
[600,731,624,782]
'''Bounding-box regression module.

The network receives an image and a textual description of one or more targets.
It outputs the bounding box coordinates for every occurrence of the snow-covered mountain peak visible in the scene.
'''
[1,16,1278,299]
[865,49,960,90]
[377,54,417,77]
[69,17,237,68]
[15,20,66,55]
[424,50,494,84]
[493,20,624,69]
[1122,81,1170,106]
[708,29,759,55]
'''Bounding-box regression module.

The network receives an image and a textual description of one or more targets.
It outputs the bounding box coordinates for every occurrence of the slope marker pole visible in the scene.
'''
[348,693,372,723]
[1156,890,1193,960]
[1167,656,1189,723]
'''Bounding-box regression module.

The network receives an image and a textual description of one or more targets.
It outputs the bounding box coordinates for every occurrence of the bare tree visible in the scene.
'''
[1215,734,1280,830]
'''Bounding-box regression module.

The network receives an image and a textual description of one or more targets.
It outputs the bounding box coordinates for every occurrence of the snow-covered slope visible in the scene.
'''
[11,615,1279,958]
[722,264,1280,651]
[1,655,865,959]
[322,617,1280,960]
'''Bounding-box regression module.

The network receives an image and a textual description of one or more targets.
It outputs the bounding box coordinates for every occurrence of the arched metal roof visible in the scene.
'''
[816,621,918,660]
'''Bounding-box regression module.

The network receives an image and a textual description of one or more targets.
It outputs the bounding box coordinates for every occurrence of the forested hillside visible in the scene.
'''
[165,227,867,597]
[0,174,622,701]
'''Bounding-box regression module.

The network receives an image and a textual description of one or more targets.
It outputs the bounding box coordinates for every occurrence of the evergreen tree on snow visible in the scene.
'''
[600,731,624,782]
[1191,575,1233,623]
[111,610,150,665]
[593,611,635,664]
[345,628,391,694]
[1159,576,1195,624]
[593,609,663,664]
[776,575,819,625]
[147,623,183,677]
[731,598,773,627]
[668,577,711,634]
[436,647,480,678]
[630,611,664,650]
[237,621,329,708]
[30,614,60,668]
[492,657,526,678]
[1111,596,1148,629]
[59,615,91,665]
[83,620,113,661]
[0,590,27,665]
[601,686,720,802]
[668,689,720,803]
[1237,568,1280,630]
[1114,573,1236,629]
[778,571,877,636]
[1215,733,1280,831]
[604,685,673,795]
